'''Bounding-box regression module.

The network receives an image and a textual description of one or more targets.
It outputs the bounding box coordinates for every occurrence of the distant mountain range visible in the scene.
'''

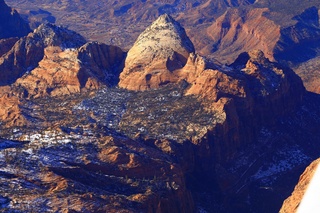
[5,0,320,94]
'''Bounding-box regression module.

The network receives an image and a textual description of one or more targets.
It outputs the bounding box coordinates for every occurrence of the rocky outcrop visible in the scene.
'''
[77,42,126,87]
[184,50,305,163]
[14,42,125,98]
[118,13,305,164]
[15,46,89,98]
[119,14,196,90]
[0,23,86,86]
[206,7,280,63]
[0,0,30,39]
[0,92,26,127]
[0,10,311,213]
[0,23,126,97]
[274,6,320,64]
[280,158,320,213]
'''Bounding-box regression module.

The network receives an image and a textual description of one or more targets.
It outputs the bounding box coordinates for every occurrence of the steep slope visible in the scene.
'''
[280,158,320,213]
[15,42,125,98]
[0,22,125,125]
[0,0,30,39]
[119,14,196,90]
[0,23,86,86]
[273,6,320,65]
[205,8,280,63]
[0,10,317,213]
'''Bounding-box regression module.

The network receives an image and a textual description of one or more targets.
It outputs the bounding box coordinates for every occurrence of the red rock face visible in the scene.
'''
[0,22,126,125]
[280,158,320,213]
[0,93,26,127]
[14,42,125,98]
[205,8,280,63]
[0,7,311,213]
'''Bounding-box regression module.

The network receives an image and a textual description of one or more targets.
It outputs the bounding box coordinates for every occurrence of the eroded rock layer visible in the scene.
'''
[0,7,316,213]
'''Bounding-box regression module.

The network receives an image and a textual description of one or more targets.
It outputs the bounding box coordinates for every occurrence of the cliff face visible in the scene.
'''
[0,11,313,213]
[0,23,86,86]
[0,24,126,97]
[274,6,320,65]
[119,14,195,90]
[0,0,30,39]
[14,42,125,98]
[280,158,320,213]
[205,8,280,63]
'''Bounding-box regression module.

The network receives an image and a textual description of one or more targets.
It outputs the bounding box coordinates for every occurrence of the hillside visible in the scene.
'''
[0,1,320,213]
[5,0,320,95]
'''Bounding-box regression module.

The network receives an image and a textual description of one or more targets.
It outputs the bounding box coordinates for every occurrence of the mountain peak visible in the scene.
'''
[33,23,86,48]
[134,13,195,52]
[119,14,195,90]
[152,13,176,25]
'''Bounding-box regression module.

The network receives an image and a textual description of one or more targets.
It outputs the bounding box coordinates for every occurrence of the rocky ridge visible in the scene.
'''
[0,0,30,39]
[0,4,318,213]
[0,19,126,125]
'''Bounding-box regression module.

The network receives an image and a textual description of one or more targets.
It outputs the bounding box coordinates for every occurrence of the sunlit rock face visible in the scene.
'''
[119,14,196,90]
[280,158,320,213]
[0,7,315,213]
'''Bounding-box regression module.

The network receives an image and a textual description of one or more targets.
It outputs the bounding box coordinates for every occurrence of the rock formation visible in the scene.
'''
[0,24,125,97]
[15,42,125,98]
[0,9,316,213]
[5,0,320,96]
[0,21,126,125]
[205,8,279,62]
[0,0,30,39]
[119,14,195,90]
[280,158,320,213]
[0,23,86,86]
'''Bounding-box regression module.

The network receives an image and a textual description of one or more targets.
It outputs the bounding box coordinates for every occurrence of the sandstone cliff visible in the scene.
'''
[0,23,86,86]
[0,10,314,213]
[0,24,126,97]
[280,158,320,213]
[205,8,279,63]
[119,14,195,90]
[15,42,125,98]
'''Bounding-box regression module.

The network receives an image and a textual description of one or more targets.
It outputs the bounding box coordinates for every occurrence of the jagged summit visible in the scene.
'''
[0,23,87,86]
[119,14,196,90]
[33,23,86,48]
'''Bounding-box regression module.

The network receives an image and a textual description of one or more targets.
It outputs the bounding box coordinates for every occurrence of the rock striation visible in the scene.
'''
[0,23,125,97]
[0,23,86,86]
[206,7,280,63]
[0,10,312,213]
